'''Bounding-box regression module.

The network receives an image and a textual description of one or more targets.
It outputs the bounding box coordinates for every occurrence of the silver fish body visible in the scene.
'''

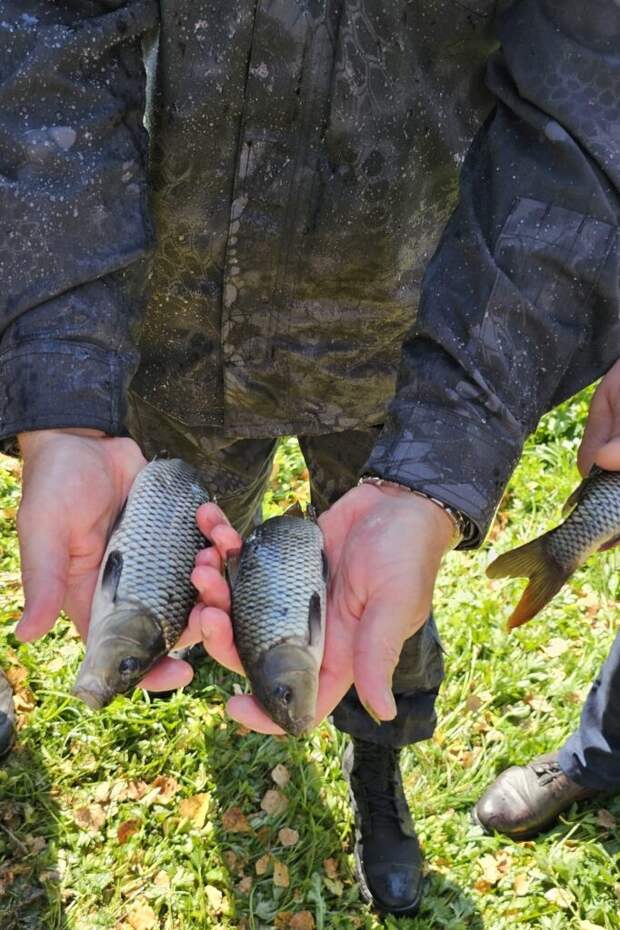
[74,459,210,708]
[488,467,620,628]
[231,514,327,736]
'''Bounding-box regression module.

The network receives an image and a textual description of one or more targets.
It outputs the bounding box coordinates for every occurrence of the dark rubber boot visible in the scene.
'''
[343,738,424,916]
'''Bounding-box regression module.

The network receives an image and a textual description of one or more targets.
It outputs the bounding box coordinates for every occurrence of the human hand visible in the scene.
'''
[14,429,194,692]
[184,483,455,734]
[578,359,620,475]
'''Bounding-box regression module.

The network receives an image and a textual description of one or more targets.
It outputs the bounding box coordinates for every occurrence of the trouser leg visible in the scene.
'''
[127,394,277,535]
[299,429,445,748]
[558,631,620,792]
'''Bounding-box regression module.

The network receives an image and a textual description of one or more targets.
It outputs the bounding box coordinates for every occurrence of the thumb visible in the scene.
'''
[15,507,69,642]
[594,436,620,472]
[353,592,425,722]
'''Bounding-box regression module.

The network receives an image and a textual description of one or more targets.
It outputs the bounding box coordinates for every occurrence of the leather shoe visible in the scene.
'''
[343,738,423,915]
[474,752,603,840]
[0,669,15,761]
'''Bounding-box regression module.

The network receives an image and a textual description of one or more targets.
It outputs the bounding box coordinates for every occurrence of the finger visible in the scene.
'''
[139,656,194,692]
[226,694,286,735]
[353,594,425,721]
[197,606,245,676]
[197,503,243,558]
[191,565,231,611]
[595,436,620,472]
[195,547,222,570]
[175,604,207,648]
[15,507,69,642]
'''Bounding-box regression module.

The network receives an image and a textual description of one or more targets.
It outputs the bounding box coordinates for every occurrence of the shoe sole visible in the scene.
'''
[342,744,424,917]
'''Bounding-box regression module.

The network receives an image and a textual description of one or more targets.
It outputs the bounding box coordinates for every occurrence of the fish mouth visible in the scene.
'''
[284,714,314,739]
[72,684,114,710]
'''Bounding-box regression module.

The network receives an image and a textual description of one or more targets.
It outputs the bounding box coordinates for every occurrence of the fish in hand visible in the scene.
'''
[230,510,327,737]
[487,466,620,629]
[73,459,210,708]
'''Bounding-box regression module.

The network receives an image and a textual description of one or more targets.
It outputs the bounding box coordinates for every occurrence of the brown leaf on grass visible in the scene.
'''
[5,666,27,690]
[275,913,293,929]
[74,804,106,832]
[117,820,141,844]
[596,808,616,829]
[39,869,61,882]
[271,764,291,788]
[25,835,46,854]
[473,878,492,894]
[261,789,288,816]
[110,780,150,802]
[255,854,272,876]
[323,858,339,879]
[125,899,158,930]
[151,775,178,803]
[290,912,315,930]
[278,827,299,847]
[178,793,211,828]
[93,782,112,804]
[205,885,224,913]
[256,825,273,846]
[221,806,252,833]
[544,887,575,909]
[236,875,253,894]
[465,694,483,712]
[513,873,530,897]
[273,861,289,888]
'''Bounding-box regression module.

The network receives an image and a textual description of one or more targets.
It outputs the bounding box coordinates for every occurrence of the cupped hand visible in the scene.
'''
[578,358,620,475]
[14,429,192,693]
[186,484,455,734]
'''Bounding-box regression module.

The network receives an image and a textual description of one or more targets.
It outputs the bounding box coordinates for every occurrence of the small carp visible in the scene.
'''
[73,459,209,708]
[487,466,620,628]
[231,511,327,737]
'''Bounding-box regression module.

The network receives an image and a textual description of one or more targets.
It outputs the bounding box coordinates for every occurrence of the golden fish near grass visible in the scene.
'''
[488,466,620,629]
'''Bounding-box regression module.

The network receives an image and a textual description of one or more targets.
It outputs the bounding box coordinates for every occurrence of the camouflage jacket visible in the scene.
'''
[0,1,618,543]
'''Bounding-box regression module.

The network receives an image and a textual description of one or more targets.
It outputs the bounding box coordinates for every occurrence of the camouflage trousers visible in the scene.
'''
[129,396,444,747]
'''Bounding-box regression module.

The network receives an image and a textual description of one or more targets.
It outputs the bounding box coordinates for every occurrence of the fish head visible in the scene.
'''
[253,643,319,737]
[73,607,166,709]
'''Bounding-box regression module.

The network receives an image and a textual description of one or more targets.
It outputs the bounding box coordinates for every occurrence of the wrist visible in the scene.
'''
[358,475,464,548]
[18,427,107,458]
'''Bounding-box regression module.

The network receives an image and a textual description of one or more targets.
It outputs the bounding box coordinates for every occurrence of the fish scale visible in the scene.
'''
[488,467,620,629]
[232,516,325,657]
[107,459,209,646]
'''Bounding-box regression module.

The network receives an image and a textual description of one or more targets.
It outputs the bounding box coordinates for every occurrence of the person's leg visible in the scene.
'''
[299,429,444,916]
[474,633,620,839]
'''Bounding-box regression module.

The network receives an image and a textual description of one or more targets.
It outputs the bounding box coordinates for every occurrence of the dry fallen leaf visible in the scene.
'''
[236,875,253,894]
[273,861,289,888]
[205,884,223,913]
[544,887,575,909]
[542,637,570,658]
[117,820,141,844]
[323,858,339,879]
[261,789,288,816]
[126,899,158,930]
[275,912,293,929]
[278,827,299,847]
[290,912,315,930]
[74,804,106,832]
[152,775,178,803]
[465,694,483,712]
[93,782,112,804]
[596,808,616,830]
[513,873,530,897]
[221,806,252,833]
[479,854,501,886]
[178,793,211,828]
[255,854,272,876]
[271,764,291,788]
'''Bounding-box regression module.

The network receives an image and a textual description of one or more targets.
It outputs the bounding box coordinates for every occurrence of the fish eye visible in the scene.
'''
[273,683,292,706]
[118,657,140,676]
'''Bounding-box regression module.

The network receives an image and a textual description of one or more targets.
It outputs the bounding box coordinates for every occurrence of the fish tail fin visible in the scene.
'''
[486,533,570,629]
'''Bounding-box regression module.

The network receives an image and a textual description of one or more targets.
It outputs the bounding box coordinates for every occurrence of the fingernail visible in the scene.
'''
[383,688,397,719]
[361,700,382,725]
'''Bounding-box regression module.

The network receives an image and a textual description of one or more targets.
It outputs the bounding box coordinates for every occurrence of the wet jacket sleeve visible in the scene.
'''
[364,0,620,547]
[0,1,158,449]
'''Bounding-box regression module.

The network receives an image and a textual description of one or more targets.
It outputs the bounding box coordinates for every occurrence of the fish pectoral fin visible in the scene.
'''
[308,591,323,647]
[101,550,123,601]
[487,535,569,629]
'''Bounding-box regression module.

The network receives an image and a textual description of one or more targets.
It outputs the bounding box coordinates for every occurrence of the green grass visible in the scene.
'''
[1,390,619,930]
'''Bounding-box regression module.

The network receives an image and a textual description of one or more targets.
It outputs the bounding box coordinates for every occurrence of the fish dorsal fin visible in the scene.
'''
[308,591,322,646]
[101,550,123,601]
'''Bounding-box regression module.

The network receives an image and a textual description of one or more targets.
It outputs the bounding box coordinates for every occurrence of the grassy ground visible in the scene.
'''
[0,393,619,930]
